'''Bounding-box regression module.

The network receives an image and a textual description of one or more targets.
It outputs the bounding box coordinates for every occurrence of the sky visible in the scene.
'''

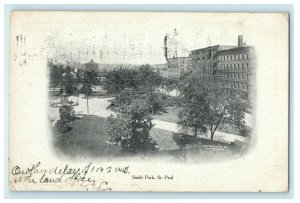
[28,12,256,65]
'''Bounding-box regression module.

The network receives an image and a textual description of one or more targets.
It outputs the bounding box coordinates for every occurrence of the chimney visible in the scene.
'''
[238,35,243,47]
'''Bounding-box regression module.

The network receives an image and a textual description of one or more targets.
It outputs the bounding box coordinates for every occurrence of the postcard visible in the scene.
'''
[9,11,288,192]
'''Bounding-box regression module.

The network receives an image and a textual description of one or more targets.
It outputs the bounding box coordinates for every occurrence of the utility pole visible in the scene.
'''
[85,74,90,115]
[86,92,89,115]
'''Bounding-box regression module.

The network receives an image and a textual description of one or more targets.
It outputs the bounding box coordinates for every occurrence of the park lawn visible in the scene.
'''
[53,115,181,157]
[150,128,180,151]
[52,115,245,159]
[53,115,121,158]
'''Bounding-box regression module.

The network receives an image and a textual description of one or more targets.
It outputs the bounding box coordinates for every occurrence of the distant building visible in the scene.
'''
[85,59,99,72]
[167,57,191,79]
[152,64,168,78]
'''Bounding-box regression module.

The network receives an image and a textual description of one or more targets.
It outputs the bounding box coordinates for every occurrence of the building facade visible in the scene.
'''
[190,45,236,78]
[167,57,191,79]
[189,36,256,104]
[152,64,168,78]
[215,45,256,103]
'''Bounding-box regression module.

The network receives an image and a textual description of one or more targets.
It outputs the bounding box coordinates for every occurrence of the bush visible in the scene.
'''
[106,99,158,154]
[59,105,75,123]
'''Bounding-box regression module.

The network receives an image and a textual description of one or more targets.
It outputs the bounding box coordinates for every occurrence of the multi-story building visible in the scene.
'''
[167,57,191,79]
[190,36,256,104]
[215,40,256,103]
[190,45,236,78]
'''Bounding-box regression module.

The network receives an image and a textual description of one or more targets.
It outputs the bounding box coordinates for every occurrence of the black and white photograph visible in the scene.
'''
[47,28,256,162]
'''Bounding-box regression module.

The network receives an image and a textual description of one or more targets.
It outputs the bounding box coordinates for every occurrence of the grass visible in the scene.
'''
[52,115,181,157]
[53,116,121,158]
[150,128,180,151]
[52,114,248,159]
[154,106,179,123]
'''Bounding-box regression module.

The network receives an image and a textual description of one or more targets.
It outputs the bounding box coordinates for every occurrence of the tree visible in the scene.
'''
[62,66,77,95]
[178,75,246,140]
[49,64,64,95]
[111,88,167,115]
[106,99,158,154]
[55,105,75,133]
[104,66,136,94]
[136,64,162,92]
[205,85,246,140]
[104,65,162,94]
[178,76,209,137]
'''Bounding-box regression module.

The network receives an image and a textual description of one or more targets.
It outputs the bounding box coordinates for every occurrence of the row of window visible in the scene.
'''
[219,63,249,71]
[168,70,180,74]
[179,60,191,64]
[167,75,180,78]
[225,81,249,91]
[220,72,249,80]
[168,65,178,68]
[168,65,191,69]
[219,54,249,61]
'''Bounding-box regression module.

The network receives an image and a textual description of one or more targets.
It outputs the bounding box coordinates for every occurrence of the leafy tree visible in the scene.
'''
[178,77,209,137]
[62,66,77,95]
[79,69,99,97]
[106,99,158,154]
[112,88,167,115]
[136,64,162,92]
[205,85,246,140]
[104,65,162,94]
[178,75,246,140]
[104,66,136,94]
[162,78,179,93]
[49,64,64,95]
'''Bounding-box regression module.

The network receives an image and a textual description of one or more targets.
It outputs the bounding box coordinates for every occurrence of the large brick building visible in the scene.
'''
[190,45,236,78]
[215,42,256,103]
[190,36,256,103]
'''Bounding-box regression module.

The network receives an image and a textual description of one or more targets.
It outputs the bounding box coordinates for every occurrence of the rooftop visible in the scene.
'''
[216,46,255,55]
